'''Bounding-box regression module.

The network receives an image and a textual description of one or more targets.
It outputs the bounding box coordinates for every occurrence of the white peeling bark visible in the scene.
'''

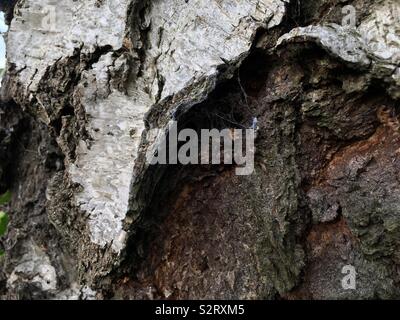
[3,0,399,299]
[277,0,400,99]
[5,0,289,257]
[7,0,130,101]
[73,0,288,253]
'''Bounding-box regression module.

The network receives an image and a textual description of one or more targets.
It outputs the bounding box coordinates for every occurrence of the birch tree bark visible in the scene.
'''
[0,0,399,299]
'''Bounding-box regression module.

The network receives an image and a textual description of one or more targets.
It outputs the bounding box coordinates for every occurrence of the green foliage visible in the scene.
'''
[0,211,8,256]
[0,190,11,206]
[0,191,11,257]
[0,211,8,236]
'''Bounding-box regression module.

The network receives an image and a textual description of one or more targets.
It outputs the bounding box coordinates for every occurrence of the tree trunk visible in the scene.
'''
[0,0,399,299]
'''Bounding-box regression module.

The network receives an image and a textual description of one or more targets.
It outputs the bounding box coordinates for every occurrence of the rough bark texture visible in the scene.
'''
[0,0,399,299]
